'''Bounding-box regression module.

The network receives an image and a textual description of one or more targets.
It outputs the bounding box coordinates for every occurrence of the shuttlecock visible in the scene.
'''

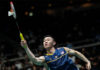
[8,11,14,16]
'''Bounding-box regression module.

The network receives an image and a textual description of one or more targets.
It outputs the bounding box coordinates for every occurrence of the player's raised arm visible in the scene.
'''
[20,40,45,66]
[64,47,91,70]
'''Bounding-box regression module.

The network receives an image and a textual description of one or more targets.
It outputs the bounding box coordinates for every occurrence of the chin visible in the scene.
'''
[44,46,50,49]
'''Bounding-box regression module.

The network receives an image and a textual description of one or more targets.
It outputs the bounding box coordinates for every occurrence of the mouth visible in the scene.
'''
[44,43,49,47]
[45,43,48,46]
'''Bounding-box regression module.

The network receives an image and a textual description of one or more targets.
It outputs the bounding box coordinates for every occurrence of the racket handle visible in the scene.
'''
[20,33,27,48]
[20,32,25,40]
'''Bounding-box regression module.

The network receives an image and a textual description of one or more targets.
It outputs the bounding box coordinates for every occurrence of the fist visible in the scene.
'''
[20,40,27,48]
[86,61,91,70]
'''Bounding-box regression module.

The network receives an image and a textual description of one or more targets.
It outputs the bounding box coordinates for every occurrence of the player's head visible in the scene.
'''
[43,35,56,49]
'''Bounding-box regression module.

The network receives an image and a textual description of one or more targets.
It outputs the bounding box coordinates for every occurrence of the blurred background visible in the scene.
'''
[0,0,100,70]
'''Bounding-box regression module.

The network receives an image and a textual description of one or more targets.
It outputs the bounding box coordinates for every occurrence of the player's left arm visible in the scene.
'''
[64,47,91,70]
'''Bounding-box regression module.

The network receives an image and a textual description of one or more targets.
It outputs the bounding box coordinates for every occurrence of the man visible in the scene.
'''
[21,35,91,70]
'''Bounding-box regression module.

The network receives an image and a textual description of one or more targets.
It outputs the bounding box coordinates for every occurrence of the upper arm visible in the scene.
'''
[33,56,46,66]
[63,47,77,55]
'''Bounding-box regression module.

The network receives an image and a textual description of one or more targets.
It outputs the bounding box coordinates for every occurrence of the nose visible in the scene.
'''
[44,41,49,44]
[45,41,48,43]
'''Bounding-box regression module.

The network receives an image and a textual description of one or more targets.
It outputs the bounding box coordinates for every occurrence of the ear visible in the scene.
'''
[53,41,56,46]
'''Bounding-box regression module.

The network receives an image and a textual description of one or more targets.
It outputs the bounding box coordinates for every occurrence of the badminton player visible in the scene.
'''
[21,35,91,70]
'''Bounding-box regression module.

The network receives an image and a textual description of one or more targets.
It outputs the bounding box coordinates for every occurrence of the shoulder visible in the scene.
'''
[63,47,69,49]
[63,47,77,55]
[57,47,64,50]
[57,47,70,51]
[38,56,50,64]
[63,47,74,51]
[56,47,67,54]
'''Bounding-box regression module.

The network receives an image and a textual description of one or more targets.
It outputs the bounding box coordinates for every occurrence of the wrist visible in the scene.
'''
[23,45,28,49]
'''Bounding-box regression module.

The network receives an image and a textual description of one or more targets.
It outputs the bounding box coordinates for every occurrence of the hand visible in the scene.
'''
[20,40,28,48]
[86,61,91,70]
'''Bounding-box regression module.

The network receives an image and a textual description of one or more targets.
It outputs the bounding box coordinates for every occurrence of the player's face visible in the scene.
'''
[43,37,55,49]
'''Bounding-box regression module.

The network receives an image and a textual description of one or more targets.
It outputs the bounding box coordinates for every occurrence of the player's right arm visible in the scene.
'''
[21,40,45,66]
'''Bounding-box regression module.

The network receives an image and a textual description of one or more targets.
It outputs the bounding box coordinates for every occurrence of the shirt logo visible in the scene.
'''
[61,51,64,55]
[55,56,58,58]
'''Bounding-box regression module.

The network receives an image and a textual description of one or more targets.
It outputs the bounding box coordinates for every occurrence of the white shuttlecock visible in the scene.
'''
[8,11,14,16]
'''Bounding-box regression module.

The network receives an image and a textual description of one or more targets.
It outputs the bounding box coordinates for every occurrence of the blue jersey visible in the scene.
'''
[44,47,78,70]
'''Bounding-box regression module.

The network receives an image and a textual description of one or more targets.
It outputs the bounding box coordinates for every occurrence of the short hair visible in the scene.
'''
[43,35,55,41]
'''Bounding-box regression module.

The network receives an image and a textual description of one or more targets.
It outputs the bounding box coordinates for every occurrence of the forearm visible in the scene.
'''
[21,40,45,66]
[21,40,36,63]
[24,46,44,66]
[24,46,37,63]
[75,51,90,63]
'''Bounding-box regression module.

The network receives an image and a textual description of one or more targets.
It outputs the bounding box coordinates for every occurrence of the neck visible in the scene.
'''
[46,46,55,54]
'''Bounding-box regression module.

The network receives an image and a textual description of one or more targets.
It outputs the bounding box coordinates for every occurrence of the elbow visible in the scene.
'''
[31,59,42,66]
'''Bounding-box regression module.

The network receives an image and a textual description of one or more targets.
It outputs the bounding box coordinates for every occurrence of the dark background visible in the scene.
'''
[0,0,99,56]
[0,0,100,70]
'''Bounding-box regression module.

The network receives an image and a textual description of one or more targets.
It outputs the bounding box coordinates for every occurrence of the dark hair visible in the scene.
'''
[43,35,55,41]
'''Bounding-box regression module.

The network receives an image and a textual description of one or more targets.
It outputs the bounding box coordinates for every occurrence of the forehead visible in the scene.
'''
[44,37,53,40]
